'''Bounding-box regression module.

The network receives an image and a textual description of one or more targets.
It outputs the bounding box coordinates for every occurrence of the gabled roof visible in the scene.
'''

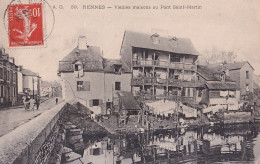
[121,31,199,55]
[197,65,234,82]
[103,58,131,73]
[197,65,219,81]
[59,46,103,72]
[21,69,40,77]
[210,61,254,71]
[41,80,52,87]
[205,81,238,90]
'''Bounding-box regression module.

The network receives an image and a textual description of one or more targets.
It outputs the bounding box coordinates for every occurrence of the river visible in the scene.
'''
[82,123,260,164]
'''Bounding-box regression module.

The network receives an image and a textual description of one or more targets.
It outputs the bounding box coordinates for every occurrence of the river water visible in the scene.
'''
[82,123,260,164]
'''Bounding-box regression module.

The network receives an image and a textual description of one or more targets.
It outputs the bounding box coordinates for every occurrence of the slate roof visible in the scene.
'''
[205,81,238,90]
[210,61,254,72]
[21,69,40,77]
[117,91,141,111]
[121,31,199,55]
[197,65,234,82]
[197,65,218,81]
[58,46,103,72]
[103,58,131,73]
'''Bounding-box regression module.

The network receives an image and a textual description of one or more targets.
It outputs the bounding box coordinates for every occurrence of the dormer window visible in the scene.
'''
[74,61,83,71]
[113,64,122,74]
[220,73,225,81]
[73,61,84,78]
[75,64,82,71]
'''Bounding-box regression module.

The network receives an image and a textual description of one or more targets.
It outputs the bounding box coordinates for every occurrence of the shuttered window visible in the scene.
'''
[89,99,103,107]
[77,81,90,91]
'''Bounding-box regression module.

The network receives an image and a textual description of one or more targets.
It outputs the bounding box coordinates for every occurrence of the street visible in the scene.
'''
[0,98,62,137]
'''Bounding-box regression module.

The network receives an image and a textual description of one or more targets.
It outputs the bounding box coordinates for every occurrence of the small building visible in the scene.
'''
[197,65,240,114]
[0,48,18,106]
[58,36,132,115]
[18,66,41,98]
[209,61,254,98]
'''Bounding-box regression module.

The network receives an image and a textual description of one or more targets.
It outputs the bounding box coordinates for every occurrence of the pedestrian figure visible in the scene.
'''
[22,96,30,110]
[35,96,40,110]
[56,98,58,104]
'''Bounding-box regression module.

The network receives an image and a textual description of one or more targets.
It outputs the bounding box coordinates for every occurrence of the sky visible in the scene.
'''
[0,0,260,81]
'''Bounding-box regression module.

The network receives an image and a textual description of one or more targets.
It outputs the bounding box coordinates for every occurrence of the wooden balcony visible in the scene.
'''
[183,63,196,71]
[131,77,143,85]
[143,77,155,84]
[155,78,168,85]
[168,62,183,69]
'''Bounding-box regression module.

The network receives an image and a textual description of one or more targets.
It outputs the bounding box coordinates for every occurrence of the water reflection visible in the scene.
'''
[83,124,259,164]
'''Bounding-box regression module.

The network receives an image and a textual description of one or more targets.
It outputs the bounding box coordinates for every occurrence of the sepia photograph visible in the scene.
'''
[0,0,260,163]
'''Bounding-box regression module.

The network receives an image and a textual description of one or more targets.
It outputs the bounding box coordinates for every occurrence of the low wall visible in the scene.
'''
[0,101,67,164]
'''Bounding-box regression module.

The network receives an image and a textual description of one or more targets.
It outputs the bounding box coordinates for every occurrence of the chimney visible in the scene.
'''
[151,33,160,44]
[78,36,87,50]
[18,65,23,71]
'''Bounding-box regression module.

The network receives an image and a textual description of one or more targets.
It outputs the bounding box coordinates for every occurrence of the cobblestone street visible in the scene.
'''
[0,97,62,137]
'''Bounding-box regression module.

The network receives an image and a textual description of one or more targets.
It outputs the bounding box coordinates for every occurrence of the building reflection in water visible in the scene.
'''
[83,124,258,164]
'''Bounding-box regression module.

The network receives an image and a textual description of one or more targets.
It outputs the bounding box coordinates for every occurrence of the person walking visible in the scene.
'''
[35,96,40,110]
[55,98,58,104]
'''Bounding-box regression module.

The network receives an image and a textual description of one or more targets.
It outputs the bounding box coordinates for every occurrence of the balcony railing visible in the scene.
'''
[183,63,196,70]
[131,77,143,85]
[133,59,195,70]
[143,77,155,84]
[155,78,167,84]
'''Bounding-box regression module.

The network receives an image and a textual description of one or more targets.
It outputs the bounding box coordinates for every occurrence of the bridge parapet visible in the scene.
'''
[0,101,67,164]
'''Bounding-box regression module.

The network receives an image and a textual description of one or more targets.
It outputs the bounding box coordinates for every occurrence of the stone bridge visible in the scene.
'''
[0,102,68,164]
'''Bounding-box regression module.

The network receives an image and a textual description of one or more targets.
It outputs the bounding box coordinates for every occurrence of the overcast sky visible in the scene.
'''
[0,0,260,81]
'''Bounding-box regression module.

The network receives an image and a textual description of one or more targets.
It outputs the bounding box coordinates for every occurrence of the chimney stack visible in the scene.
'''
[78,36,87,50]
[151,33,160,44]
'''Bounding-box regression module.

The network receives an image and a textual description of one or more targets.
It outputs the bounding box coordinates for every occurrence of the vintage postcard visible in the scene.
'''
[0,0,260,164]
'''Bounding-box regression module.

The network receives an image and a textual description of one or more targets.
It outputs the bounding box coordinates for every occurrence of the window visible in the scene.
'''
[77,81,90,91]
[182,88,194,97]
[77,81,83,91]
[0,85,2,97]
[246,71,249,79]
[3,68,7,80]
[74,64,82,71]
[115,82,121,91]
[93,99,99,106]
[198,90,203,97]
[0,68,2,79]
[246,84,249,92]
[170,54,181,63]
[174,75,179,80]
[220,74,225,81]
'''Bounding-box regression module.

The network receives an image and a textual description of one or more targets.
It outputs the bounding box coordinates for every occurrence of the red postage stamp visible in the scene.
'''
[8,4,44,47]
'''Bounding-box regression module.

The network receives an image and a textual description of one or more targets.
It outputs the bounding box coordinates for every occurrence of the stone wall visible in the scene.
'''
[0,102,67,164]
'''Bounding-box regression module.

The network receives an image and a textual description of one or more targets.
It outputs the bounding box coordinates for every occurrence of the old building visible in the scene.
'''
[58,36,131,114]
[209,62,254,98]
[197,65,240,111]
[17,66,41,98]
[119,31,202,102]
[0,48,18,106]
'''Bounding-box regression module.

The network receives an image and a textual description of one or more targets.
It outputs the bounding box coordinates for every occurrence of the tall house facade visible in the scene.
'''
[18,66,41,98]
[120,31,201,102]
[0,48,18,106]
[58,36,131,114]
